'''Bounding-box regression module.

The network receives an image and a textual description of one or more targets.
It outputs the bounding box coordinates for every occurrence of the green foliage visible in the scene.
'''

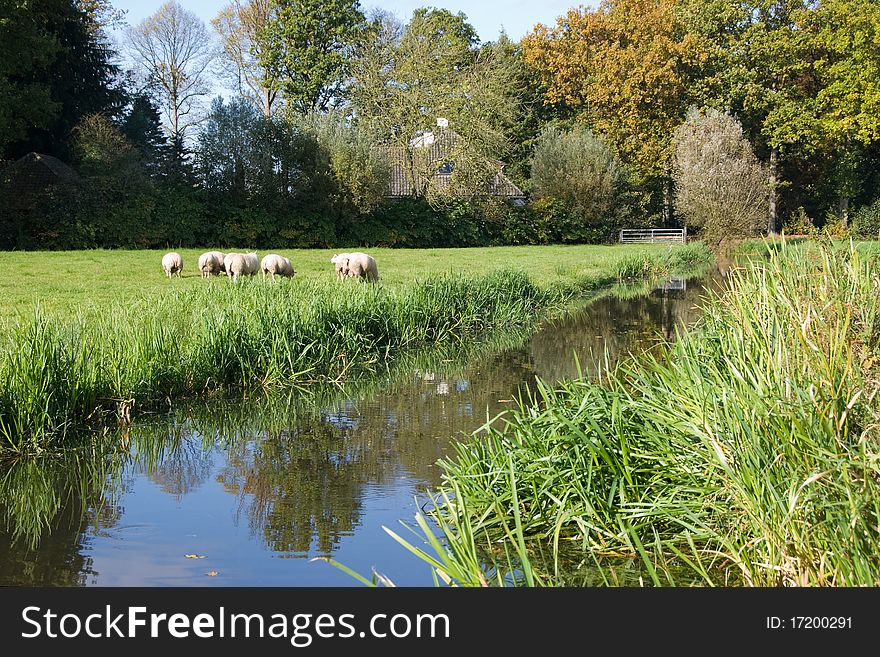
[0,0,59,155]
[1,0,123,160]
[806,0,880,147]
[850,197,880,240]
[529,125,622,228]
[344,198,486,248]
[259,0,366,114]
[503,198,608,246]
[295,111,391,215]
[349,8,518,203]
[781,206,819,236]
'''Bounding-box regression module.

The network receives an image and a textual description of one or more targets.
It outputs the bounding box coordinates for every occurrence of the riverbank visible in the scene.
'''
[0,243,711,453]
[397,241,880,586]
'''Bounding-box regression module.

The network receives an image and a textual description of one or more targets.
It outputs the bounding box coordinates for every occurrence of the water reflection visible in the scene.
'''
[0,274,720,585]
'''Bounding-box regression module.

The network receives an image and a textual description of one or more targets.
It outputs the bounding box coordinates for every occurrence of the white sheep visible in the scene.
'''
[330,253,350,280]
[198,251,225,278]
[261,254,295,282]
[162,252,183,278]
[225,251,260,283]
[340,251,380,283]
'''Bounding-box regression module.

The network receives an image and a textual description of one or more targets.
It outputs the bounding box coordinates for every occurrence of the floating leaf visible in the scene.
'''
[206,571,219,577]
[185,554,207,559]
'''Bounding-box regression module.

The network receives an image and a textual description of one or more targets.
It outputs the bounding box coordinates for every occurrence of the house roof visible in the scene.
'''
[2,152,80,211]
[386,128,525,199]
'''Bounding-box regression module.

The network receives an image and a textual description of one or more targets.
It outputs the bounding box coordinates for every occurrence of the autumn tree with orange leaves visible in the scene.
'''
[522,0,705,221]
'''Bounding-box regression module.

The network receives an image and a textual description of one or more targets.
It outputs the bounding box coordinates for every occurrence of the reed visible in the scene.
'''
[410,241,880,586]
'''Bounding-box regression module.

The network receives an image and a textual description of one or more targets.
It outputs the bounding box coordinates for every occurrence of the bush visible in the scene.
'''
[850,198,880,240]
[672,107,769,246]
[781,207,819,236]
[503,198,611,245]
[529,125,621,228]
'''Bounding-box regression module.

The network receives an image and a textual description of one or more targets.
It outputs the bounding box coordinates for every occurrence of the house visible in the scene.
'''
[0,152,80,248]
[386,119,525,201]
[2,152,80,211]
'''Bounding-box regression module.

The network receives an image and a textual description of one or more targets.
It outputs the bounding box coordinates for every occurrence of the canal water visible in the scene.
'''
[0,275,719,586]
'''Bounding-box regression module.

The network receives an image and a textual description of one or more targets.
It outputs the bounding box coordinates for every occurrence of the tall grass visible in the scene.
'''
[614,241,712,281]
[0,272,541,450]
[407,241,880,586]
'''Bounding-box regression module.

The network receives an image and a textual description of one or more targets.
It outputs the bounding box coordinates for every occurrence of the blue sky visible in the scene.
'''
[110,0,586,42]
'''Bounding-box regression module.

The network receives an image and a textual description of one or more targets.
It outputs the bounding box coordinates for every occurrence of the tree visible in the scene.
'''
[257,0,366,115]
[120,93,168,171]
[349,8,518,203]
[479,32,553,188]
[195,96,261,197]
[678,0,820,233]
[1,0,124,160]
[522,0,704,214]
[529,126,622,227]
[212,0,280,116]
[296,111,390,215]
[0,0,59,156]
[126,1,215,143]
[802,0,880,225]
[672,107,769,245]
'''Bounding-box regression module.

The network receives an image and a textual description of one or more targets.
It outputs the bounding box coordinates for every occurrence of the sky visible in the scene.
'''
[110,0,585,43]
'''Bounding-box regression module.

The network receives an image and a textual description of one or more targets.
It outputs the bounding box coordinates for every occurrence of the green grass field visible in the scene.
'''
[0,244,684,317]
[0,242,712,450]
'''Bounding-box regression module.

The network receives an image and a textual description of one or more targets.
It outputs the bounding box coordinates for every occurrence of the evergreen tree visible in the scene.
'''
[1,0,124,161]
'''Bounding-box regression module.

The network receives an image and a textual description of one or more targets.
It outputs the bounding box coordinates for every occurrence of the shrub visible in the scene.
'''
[672,107,769,246]
[781,207,819,236]
[529,125,621,229]
[850,198,880,240]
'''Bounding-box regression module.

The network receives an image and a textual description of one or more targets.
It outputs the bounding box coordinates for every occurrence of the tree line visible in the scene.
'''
[1,0,878,250]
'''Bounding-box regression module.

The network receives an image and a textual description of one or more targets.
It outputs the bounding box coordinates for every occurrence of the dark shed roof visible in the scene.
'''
[2,152,80,211]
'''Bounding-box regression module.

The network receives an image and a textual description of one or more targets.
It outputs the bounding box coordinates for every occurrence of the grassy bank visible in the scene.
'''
[0,243,704,318]
[0,244,711,452]
[392,241,880,586]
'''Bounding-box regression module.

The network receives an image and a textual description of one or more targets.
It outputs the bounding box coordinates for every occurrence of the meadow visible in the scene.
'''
[0,244,696,318]
[0,243,711,452]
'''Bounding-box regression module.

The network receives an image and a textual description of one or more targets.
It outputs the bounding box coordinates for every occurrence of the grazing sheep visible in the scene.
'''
[226,251,260,283]
[198,251,225,278]
[261,254,295,282]
[162,252,183,278]
[341,251,380,283]
[330,253,350,280]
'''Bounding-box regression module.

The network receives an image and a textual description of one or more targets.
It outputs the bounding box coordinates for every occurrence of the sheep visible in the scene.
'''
[341,251,380,283]
[198,251,225,278]
[261,253,295,282]
[225,251,260,283]
[162,252,183,278]
[330,253,350,280]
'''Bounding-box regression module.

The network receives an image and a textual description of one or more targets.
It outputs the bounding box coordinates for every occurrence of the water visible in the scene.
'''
[0,276,718,586]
